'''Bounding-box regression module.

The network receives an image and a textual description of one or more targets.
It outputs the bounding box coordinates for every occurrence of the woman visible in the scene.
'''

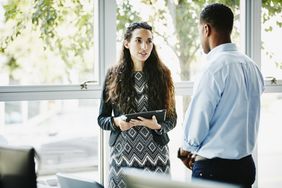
[97,22,177,188]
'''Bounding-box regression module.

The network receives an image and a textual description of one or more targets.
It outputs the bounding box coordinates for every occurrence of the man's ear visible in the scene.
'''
[124,40,129,49]
[204,24,211,37]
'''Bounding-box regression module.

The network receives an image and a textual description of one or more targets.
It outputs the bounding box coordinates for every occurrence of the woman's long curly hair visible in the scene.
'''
[105,22,175,117]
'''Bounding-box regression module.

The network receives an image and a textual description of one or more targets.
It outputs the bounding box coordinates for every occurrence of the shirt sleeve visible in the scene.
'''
[183,70,222,153]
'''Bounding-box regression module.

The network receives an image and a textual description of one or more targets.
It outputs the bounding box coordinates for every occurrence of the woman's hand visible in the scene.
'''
[114,116,134,131]
[129,115,161,130]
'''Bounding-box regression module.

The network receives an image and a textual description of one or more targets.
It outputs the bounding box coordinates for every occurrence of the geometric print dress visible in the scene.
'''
[108,72,170,188]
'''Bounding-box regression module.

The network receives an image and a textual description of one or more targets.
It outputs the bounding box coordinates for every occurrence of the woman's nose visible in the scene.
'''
[141,42,147,50]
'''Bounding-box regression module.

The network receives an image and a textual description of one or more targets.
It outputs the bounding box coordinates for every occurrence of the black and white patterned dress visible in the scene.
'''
[108,72,170,188]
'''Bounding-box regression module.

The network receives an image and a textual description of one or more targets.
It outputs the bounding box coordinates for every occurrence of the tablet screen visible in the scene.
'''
[124,109,166,122]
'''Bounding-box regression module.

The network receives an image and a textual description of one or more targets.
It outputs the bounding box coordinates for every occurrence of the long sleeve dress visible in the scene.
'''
[98,71,177,188]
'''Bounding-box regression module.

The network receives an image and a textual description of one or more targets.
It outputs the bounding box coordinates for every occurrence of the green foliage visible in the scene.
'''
[1,0,27,53]
[0,0,94,83]
[32,0,58,39]
[7,57,20,72]
[30,0,94,65]
[263,0,282,18]
[3,1,18,20]
[262,0,282,33]
[116,0,141,41]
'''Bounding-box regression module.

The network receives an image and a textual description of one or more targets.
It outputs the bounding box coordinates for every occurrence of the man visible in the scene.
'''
[178,3,264,188]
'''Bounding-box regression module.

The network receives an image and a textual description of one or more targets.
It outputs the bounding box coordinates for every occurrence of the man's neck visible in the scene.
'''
[210,34,231,50]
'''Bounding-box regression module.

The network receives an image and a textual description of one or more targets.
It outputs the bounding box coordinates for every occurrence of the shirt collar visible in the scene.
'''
[206,43,237,60]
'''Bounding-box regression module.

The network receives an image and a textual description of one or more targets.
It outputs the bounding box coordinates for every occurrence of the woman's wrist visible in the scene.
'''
[113,117,120,128]
[154,126,163,135]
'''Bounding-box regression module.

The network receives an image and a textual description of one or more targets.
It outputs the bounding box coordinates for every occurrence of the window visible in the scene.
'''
[0,0,97,85]
[0,99,100,176]
[258,2,282,187]
[261,5,282,80]
[259,94,282,187]
[116,0,240,82]
[0,0,102,184]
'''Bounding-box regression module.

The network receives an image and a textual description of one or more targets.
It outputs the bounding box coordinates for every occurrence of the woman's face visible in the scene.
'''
[124,28,153,64]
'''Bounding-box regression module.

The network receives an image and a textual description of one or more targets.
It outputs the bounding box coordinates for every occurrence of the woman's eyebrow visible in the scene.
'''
[134,36,152,40]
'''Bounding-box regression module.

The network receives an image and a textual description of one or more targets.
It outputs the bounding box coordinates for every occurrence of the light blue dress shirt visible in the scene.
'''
[183,43,264,159]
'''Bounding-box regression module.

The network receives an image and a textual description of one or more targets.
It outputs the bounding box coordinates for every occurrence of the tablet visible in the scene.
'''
[123,109,166,122]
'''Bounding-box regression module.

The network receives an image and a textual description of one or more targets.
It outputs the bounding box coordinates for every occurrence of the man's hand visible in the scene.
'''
[177,147,195,170]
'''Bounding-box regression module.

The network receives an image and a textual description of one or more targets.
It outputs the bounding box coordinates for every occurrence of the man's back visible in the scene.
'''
[188,43,264,159]
[209,44,263,154]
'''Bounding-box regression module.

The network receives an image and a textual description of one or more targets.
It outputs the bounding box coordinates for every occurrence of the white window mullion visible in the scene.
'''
[241,0,261,67]
[0,85,102,101]
[242,1,261,188]
[99,0,117,186]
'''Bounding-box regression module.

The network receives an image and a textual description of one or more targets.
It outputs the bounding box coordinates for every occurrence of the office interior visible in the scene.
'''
[0,0,281,187]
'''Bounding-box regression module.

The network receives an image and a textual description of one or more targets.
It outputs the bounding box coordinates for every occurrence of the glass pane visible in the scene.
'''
[0,99,100,182]
[116,0,240,81]
[261,4,282,79]
[258,93,282,187]
[0,1,98,85]
[169,95,192,181]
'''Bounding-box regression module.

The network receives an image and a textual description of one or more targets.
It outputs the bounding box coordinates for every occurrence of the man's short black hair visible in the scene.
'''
[200,3,234,35]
